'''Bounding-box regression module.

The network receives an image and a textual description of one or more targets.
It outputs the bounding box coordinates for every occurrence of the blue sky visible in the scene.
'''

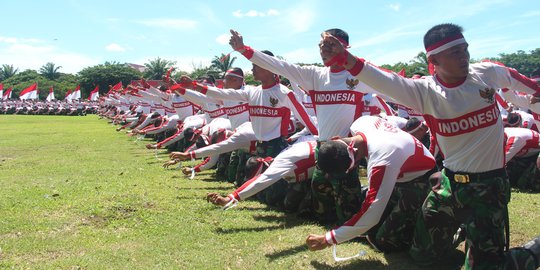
[1,0,539,75]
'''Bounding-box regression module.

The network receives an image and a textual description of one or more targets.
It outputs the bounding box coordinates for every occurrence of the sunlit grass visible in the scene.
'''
[0,115,538,269]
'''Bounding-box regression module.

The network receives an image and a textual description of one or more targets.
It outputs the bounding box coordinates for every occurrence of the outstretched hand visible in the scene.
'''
[162,159,179,168]
[206,192,231,206]
[181,167,192,175]
[306,234,331,251]
[169,151,189,160]
[229,29,245,51]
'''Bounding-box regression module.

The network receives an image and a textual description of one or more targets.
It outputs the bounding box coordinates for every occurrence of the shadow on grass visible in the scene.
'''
[215,212,306,234]
[309,248,464,270]
[265,244,307,261]
[310,258,387,270]
[174,186,233,191]
[215,225,285,234]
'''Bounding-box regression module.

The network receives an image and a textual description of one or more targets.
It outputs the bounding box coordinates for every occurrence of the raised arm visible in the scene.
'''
[229,29,319,91]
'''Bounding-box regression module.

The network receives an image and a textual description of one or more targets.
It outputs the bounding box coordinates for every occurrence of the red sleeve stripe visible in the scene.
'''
[287,92,318,135]
[342,165,385,227]
[508,68,540,95]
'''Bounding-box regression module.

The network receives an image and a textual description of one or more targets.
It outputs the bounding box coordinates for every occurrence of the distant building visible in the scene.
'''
[126,63,146,73]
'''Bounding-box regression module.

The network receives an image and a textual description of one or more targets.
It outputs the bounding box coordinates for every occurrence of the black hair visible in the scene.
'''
[197,75,216,85]
[183,128,195,141]
[195,136,207,149]
[506,112,522,127]
[423,23,464,49]
[227,67,244,77]
[317,141,351,175]
[244,156,266,180]
[261,50,274,57]
[324,28,349,45]
[210,130,226,144]
[405,117,422,132]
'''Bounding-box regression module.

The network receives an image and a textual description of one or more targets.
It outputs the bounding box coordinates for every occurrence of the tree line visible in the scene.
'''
[1,48,538,100]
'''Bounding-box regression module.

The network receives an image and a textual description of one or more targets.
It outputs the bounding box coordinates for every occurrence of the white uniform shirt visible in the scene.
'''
[326,116,435,245]
[231,140,317,201]
[204,82,317,141]
[352,61,540,172]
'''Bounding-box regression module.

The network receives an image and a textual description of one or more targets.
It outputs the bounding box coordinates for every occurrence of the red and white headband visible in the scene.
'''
[225,69,244,79]
[425,33,467,57]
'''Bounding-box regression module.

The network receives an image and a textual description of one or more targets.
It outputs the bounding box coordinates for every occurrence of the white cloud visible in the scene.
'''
[0,36,45,44]
[520,10,540,18]
[365,47,422,66]
[105,43,126,52]
[215,34,230,45]
[0,35,99,74]
[387,4,400,11]
[350,27,422,49]
[137,18,198,30]
[232,9,280,18]
[283,47,321,64]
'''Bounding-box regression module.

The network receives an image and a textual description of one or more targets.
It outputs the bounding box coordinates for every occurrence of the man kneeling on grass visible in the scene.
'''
[306,116,436,253]
[206,138,316,212]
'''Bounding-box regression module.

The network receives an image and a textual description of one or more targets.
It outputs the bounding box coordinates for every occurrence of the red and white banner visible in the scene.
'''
[88,85,99,101]
[3,87,12,100]
[0,83,3,99]
[19,83,38,100]
[46,87,55,101]
[72,85,81,100]
[64,90,72,101]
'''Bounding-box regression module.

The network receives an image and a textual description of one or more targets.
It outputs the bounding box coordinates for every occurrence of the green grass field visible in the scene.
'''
[0,115,538,269]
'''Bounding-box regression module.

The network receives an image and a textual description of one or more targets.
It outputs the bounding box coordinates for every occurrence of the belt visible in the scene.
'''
[443,168,507,184]
[257,136,285,145]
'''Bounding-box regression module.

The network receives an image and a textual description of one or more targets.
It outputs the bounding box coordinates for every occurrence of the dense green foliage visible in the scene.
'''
[0,48,538,98]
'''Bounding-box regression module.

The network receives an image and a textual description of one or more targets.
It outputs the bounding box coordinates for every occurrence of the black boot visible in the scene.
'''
[523,236,540,268]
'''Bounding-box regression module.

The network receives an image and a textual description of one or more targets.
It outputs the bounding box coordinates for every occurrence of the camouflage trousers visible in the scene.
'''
[215,152,231,182]
[255,137,289,207]
[366,172,432,252]
[409,169,537,270]
[227,149,251,187]
[311,144,364,224]
[506,155,540,192]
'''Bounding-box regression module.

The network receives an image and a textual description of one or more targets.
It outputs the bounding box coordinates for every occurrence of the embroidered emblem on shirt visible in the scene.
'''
[346,78,359,90]
[478,87,496,103]
[269,97,279,107]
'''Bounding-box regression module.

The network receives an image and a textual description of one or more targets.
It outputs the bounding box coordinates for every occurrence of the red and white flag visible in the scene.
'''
[46,87,55,101]
[19,83,38,100]
[112,82,123,91]
[0,83,3,99]
[88,85,99,101]
[72,85,81,100]
[64,90,72,101]
[3,87,12,100]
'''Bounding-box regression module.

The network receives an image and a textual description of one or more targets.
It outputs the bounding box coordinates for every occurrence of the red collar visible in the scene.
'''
[435,74,466,88]
[330,66,346,73]
[262,81,279,89]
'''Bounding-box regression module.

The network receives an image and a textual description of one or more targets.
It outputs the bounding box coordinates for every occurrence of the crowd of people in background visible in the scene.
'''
[0,100,99,115]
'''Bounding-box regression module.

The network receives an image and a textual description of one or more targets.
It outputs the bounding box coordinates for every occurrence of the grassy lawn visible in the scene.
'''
[0,115,538,269]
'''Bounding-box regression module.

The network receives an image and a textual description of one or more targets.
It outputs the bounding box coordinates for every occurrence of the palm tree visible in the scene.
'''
[0,64,19,81]
[409,51,428,74]
[210,53,237,76]
[39,62,62,80]
[143,57,176,80]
